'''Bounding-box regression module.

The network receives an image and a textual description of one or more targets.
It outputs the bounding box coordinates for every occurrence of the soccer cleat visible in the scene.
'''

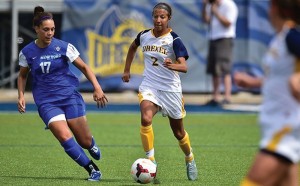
[88,145,101,160]
[151,160,157,166]
[186,159,198,181]
[149,159,160,184]
[87,169,102,181]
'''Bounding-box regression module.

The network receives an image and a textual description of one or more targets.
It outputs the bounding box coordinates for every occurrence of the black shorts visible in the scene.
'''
[206,38,234,77]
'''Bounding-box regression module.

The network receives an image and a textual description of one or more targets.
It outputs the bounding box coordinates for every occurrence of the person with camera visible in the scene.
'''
[202,0,238,106]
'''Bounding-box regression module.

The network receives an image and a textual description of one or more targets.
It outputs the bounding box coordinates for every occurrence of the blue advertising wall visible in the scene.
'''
[61,0,271,93]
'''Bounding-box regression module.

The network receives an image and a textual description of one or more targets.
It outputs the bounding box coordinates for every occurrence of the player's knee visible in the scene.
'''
[173,130,185,140]
[141,116,152,126]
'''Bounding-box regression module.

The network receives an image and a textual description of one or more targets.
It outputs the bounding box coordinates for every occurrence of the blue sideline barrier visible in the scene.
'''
[0,103,257,113]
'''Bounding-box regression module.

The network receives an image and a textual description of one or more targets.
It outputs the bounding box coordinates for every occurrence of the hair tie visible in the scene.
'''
[34,15,52,26]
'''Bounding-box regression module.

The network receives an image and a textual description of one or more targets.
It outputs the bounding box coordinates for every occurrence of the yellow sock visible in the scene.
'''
[178,131,193,162]
[140,125,154,159]
[148,155,155,161]
[240,177,260,186]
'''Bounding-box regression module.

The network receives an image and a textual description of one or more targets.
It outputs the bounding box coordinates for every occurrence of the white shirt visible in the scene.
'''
[206,0,238,40]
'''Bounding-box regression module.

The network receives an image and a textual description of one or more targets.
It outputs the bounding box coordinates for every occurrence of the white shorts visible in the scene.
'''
[259,113,300,163]
[138,85,186,119]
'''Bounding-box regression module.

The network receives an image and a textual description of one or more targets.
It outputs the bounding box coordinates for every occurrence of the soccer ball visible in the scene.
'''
[130,158,157,184]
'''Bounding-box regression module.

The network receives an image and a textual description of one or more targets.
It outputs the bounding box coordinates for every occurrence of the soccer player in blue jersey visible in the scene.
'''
[122,2,198,181]
[17,6,108,181]
[235,0,300,185]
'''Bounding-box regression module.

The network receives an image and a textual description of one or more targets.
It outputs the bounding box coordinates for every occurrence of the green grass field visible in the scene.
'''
[0,112,259,185]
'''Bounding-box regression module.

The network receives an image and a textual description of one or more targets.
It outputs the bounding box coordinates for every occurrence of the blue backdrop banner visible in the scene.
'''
[61,0,272,93]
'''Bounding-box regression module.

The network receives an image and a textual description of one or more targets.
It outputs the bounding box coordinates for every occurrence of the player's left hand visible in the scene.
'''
[93,90,108,108]
[163,58,173,69]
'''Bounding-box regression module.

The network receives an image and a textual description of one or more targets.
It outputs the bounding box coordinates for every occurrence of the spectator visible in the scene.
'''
[202,0,238,106]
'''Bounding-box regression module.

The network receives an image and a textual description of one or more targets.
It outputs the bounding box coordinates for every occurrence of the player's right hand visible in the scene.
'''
[122,72,130,83]
[17,98,26,113]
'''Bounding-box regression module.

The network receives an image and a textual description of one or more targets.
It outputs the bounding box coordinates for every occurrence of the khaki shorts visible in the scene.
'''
[206,38,233,76]
[138,85,186,119]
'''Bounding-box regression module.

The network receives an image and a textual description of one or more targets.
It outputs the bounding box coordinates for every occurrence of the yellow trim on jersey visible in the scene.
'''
[294,58,300,72]
[151,28,172,38]
[181,97,186,118]
[138,92,143,104]
[240,178,260,186]
[266,126,292,152]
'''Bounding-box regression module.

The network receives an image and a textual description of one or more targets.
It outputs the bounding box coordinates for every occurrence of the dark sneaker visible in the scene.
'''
[204,99,220,106]
[87,169,102,181]
[88,145,101,160]
[221,99,231,105]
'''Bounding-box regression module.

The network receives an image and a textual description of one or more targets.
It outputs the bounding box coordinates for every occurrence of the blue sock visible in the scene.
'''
[61,137,90,167]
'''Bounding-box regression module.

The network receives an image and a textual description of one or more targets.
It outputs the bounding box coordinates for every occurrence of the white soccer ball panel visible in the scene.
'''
[130,158,157,184]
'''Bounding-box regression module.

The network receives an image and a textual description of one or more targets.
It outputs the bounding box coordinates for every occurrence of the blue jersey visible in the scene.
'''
[19,38,80,106]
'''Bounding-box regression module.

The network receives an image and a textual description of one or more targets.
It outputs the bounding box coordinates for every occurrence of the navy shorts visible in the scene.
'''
[37,92,86,128]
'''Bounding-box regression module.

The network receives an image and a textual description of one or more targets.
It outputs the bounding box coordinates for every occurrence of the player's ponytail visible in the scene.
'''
[34,6,44,16]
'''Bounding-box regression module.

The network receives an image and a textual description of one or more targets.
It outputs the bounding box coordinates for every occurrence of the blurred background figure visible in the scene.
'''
[202,0,238,106]
[235,0,300,185]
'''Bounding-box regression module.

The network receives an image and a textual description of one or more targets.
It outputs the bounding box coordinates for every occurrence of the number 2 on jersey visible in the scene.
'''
[151,57,159,66]
[40,61,51,73]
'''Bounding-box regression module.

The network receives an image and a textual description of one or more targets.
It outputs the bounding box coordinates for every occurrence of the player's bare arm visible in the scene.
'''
[202,0,210,23]
[122,41,138,82]
[289,72,300,103]
[163,57,187,73]
[17,67,30,113]
[211,1,231,27]
[73,57,108,108]
[233,72,263,89]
